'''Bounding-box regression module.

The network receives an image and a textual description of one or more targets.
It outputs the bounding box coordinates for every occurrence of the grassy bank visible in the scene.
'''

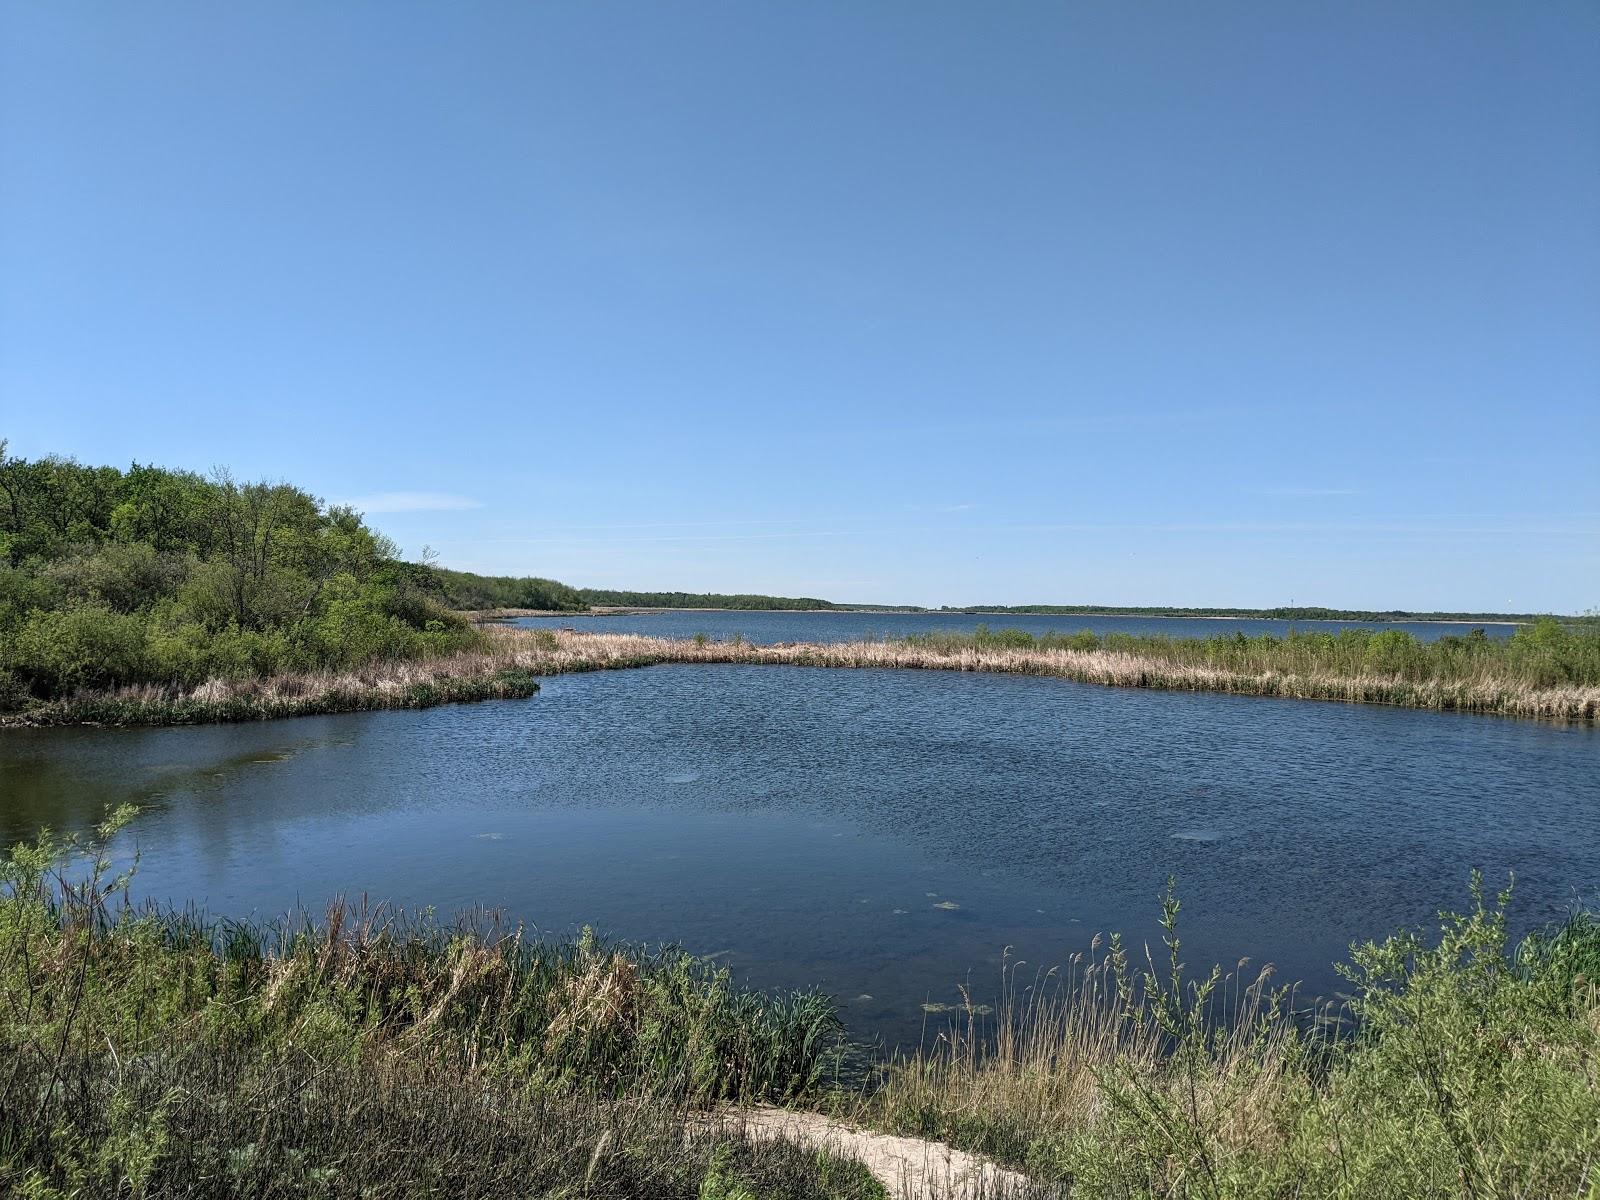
[0,655,543,726]
[0,812,881,1199]
[11,623,1599,726]
[863,882,1600,1197]
[6,814,1597,1196]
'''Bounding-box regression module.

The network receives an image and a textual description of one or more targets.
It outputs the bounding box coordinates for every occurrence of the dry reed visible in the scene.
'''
[9,626,1596,727]
[500,628,1600,721]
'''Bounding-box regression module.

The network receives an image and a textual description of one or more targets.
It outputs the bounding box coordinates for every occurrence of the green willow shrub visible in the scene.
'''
[41,542,189,613]
[1362,628,1422,677]
[7,606,151,695]
[0,447,504,707]
[0,669,29,712]
[1511,617,1598,685]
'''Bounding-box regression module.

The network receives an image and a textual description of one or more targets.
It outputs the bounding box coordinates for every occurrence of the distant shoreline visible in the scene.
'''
[11,625,1586,729]
[478,606,1532,627]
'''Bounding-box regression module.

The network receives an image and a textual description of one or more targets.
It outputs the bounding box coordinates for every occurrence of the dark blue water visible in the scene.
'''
[4,663,1594,1045]
[513,609,1519,645]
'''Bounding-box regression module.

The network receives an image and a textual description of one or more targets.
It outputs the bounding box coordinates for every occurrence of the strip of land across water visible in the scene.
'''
[7,623,1596,727]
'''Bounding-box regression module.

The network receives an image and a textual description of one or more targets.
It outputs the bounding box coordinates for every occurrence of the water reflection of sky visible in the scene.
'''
[6,663,1596,1045]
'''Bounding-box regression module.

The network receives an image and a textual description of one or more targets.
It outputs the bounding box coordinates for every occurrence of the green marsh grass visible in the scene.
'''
[0,810,874,1198]
[15,620,1597,727]
[864,880,1600,1197]
[519,624,1600,722]
[5,813,1599,1196]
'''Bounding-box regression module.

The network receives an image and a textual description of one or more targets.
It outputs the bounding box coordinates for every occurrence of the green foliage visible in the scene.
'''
[900,621,1600,690]
[872,880,1600,1198]
[0,446,486,709]
[0,818,859,1197]
[425,565,585,612]
[578,589,837,610]
[698,1143,885,1200]
[1313,878,1600,1197]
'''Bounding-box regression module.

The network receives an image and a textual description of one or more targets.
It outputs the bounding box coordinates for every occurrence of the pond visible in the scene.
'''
[4,661,1594,1045]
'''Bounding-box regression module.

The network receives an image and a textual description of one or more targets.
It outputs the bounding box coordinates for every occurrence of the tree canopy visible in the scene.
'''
[0,446,484,706]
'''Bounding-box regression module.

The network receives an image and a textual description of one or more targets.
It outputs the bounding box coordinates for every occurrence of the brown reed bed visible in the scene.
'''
[6,625,1596,727]
[502,627,1598,721]
[0,653,542,727]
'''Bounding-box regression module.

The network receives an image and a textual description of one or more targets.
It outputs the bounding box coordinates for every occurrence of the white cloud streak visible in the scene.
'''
[346,492,483,514]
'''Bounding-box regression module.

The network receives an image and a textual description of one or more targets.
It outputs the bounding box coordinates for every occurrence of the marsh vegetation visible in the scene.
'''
[0,811,881,1199]
[5,814,1597,1197]
[13,621,1598,727]
[866,882,1600,1196]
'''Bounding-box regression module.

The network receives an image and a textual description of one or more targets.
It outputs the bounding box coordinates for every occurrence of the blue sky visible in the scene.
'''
[2,2,1595,610]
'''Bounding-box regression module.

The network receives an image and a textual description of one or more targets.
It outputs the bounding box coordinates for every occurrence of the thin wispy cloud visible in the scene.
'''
[1248,489,1363,499]
[438,529,855,547]
[902,502,979,514]
[346,492,483,514]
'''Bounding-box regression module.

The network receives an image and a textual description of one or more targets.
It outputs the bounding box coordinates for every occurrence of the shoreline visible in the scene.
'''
[493,607,1534,626]
[7,626,1593,728]
[0,657,541,728]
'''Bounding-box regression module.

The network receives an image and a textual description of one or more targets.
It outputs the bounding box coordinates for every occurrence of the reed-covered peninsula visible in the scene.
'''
[9,621,1599,726]
[530,625,1600,721]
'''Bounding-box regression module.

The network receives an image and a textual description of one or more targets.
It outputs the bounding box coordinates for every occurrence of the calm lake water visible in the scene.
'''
[513,609,1520,644]
[5,662,1595,1045]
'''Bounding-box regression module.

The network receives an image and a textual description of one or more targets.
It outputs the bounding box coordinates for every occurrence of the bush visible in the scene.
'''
[871,880,1600,1196]
[1362,628,1422,677]
[0,449,517,704]
[42,542,189,613]
[4,605,151,695]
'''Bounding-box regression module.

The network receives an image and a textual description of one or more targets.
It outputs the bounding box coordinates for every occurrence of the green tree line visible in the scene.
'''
[576,589,836,610]
[426,567,585,612]
[0,446,485,708]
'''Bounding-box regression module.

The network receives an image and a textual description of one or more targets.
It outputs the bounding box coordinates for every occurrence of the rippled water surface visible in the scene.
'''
[5,664,1596,1043]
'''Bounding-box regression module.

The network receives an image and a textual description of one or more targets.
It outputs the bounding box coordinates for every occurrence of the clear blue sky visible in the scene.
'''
[2,2,1596,611]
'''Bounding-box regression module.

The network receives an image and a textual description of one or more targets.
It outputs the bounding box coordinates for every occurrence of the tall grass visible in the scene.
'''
[0,811,873,1198]
[865,880,1600,1197]
[14,622,1597,727]
[0,652,541,726]
[6,812,1598,1195]
[517,626,1600,722]
[902,620,1600,690]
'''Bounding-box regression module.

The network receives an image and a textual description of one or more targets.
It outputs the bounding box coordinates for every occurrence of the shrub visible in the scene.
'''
[3,605,151,695]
